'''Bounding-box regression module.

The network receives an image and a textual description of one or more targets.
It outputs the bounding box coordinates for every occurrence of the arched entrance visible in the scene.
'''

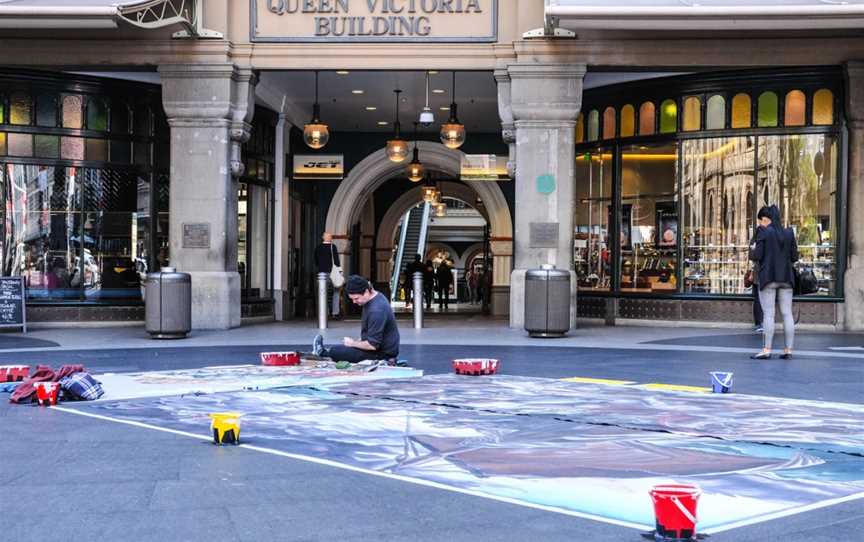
[325,141,513,315]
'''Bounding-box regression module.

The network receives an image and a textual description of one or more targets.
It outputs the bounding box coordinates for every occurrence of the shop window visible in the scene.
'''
[134,105,152,136]
[731,93,751,128]
[86,138,108,161]
[10,92,31,125]
[36,93,57,128]
[639,102,656,135]
[2,164,82,300]
[34,135,59,158]
[587,109,600,141]
[575,113,585,144]
[62,95,83,129]
[660,99,677,133]
[682,137,755,294]
[706,95,726,130]
[619,142,679,294]
[574,148,613,292]
[621,105,635,137]
[757,134,838,295]
[61,137,84,160]
[682,97,701,132]
[8,133,32,156]
[86,97,108,132]
[602,107,616,139]
[757,92,778,127]
[784,90,806,126]
[812,89,834,125]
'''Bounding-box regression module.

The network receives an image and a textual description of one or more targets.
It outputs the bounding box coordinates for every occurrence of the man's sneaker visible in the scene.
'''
[754,326,764,333]
[312,334,324,357]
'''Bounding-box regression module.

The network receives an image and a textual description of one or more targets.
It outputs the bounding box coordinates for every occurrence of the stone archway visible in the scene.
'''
[326,141,513,315]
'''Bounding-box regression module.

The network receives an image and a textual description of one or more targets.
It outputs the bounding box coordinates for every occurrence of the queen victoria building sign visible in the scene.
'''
[252,0,497,42]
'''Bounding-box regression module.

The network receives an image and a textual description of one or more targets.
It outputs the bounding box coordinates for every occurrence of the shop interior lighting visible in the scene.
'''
[303,71,329,150]
[406,122,425,182]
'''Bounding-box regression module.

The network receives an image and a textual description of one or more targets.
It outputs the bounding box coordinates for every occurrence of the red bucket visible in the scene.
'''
[260,352,300,366]
[0,365,29,382]
[34,382,60,406]
[452,358,499,376]
[649,484,701,541]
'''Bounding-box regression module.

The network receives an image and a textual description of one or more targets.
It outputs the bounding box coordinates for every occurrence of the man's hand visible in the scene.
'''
[343,337,356,348]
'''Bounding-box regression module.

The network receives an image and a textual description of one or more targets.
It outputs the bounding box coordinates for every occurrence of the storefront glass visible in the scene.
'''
[574,147,612,291]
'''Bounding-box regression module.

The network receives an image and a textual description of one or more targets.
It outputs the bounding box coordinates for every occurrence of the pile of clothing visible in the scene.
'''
[6,364,104,404]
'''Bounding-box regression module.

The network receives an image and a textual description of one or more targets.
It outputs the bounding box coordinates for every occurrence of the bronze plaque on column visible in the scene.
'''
[183,223,211,249]
[529,222,559,248]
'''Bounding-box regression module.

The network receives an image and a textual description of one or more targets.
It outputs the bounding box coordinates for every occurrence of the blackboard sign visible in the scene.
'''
[0,277,26,332]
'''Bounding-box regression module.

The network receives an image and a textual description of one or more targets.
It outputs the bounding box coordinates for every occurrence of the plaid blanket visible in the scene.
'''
[59,372,104,401]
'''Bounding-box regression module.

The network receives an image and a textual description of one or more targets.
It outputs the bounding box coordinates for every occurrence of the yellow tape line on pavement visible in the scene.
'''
[639,383,711,393]
[560,377,711,393]
[561,377,635,385]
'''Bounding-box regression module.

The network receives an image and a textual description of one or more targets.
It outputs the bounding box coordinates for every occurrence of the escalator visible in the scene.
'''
[390,203,431,301]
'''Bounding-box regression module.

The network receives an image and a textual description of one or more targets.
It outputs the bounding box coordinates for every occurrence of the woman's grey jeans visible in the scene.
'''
[758,282,795,350]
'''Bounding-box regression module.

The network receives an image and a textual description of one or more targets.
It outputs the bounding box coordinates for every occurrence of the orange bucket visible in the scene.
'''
[34,382,60,406]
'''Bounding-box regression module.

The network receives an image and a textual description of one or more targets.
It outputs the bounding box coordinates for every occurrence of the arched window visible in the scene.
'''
[62,94,83,129]
[36,93,57,127]
[10,92,31,125]
[784,90,806,126]
[602,107,616,139]
[660,99,677,133]
[706,95,725,129]
[731,93,751,128]
[682,96,701,131]
[87,96,108,131]
[575,113,585,144]
[639,102,656,135]
[587,109,600,141]
[812,89,834,125]
[757,91,778,127]
[620,104,635,137]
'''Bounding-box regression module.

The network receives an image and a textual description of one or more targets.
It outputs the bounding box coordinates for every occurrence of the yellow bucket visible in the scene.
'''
[209,412,242,445]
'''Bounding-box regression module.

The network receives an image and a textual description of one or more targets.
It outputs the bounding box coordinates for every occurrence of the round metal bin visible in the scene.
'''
[524,266,571,338]
[145,267,191,339]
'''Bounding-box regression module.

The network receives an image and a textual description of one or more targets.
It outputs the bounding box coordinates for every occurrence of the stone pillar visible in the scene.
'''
[375,248,393,291]
[490,238,513,316]
[504,63,586,329]
[272,114,292,320]
[494,68,517,180]
[158,64,256,330]
[844,61,864,330]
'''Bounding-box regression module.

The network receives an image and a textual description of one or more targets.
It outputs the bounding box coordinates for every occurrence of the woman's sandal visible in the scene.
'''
[750,351,772,360]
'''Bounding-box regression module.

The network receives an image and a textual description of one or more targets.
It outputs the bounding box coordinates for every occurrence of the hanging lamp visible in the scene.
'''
[440,72,466,149]
[303,71,329,149]
[406,122,425,182]
[423,177,438,204]
[435,201,446,217]
[419,71,434,126]
[386,89,409,163]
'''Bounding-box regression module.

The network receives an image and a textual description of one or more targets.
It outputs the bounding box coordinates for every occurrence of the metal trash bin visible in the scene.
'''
[524,265,571,338]
[145,267,191,339]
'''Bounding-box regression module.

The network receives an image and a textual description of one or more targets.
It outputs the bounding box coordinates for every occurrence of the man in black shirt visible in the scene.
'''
[313,275,400,363]
[404,254,424,308]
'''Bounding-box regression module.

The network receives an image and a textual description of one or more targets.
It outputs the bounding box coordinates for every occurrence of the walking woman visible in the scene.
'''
[749,205,799,360]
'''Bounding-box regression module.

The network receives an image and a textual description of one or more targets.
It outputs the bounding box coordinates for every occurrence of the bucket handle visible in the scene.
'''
[670,495,698,525]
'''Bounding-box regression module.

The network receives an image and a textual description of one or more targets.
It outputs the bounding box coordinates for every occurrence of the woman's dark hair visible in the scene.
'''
[757,206,772,220]
[757,204,788,246]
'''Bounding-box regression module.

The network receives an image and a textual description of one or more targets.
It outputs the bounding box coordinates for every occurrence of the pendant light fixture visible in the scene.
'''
[303,71,329,150]
[406,122,425,182]
[419,71,434,126]
[440,71,466,149]
[435,201,446,217]
[422,177,438,204]
[386,89,409,163]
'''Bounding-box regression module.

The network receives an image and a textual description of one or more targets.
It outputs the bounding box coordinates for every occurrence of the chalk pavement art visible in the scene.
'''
[66,373,864,533]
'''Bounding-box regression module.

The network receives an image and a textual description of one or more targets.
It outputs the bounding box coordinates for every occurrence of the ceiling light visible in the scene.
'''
[440,72,466,150]
[428,70,439,74]
[432,89,445,94]
[385,89,409,163]
[303,71,329,150]
[336,70,349,75]
[439,106,450,111]
[419,71,434,126]
[377,121,388,126]
[365,106,377,111]
[352,89,364,94]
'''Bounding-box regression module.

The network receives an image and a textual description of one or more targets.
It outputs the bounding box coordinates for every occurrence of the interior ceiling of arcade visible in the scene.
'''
[70,69,690,131]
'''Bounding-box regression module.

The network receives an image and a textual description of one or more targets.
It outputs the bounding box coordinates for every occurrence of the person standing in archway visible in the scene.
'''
[436,259,453,310]
[315,232,342,320]
[423,258,435,310]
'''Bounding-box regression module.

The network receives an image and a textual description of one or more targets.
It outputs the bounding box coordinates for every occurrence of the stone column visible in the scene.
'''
[375,248,393,292]
[490,238,513,316]
[844,61,864,330]
[158,64,256,330]
[504,63,586,329]
[273,113,292,320]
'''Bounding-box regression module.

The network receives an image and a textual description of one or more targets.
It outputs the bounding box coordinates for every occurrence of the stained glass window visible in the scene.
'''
[587,109,599,142]
[757,92,778,127]
[10,92,31,125]
[812,89,834,125]
[62,94,83,129]
[603,107,616,139]
[731,93,751,128]
[36,94,57,127]
[639,102,655,135]
[61,136,84,160]
[8,133,32,156]
[620,104,635,137]
[784,90,806,126]
[660,99,677,133]
[35,135,59,158]
[575,113,584,144]
[87,97,108,131]
[706,95,725,129]
[683,97,701,131]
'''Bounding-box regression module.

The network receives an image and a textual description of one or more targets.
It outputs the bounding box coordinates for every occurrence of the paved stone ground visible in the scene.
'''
[2,321,863,541]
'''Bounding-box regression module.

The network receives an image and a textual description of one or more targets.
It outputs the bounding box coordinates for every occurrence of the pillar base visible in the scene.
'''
[509,268,578,330]
[190,271,241,330]
[843,266,864,331]
[490,285,510,317]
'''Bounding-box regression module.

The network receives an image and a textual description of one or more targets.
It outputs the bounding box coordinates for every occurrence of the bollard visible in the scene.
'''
[412,272,424,329]
[317,272,328,330]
